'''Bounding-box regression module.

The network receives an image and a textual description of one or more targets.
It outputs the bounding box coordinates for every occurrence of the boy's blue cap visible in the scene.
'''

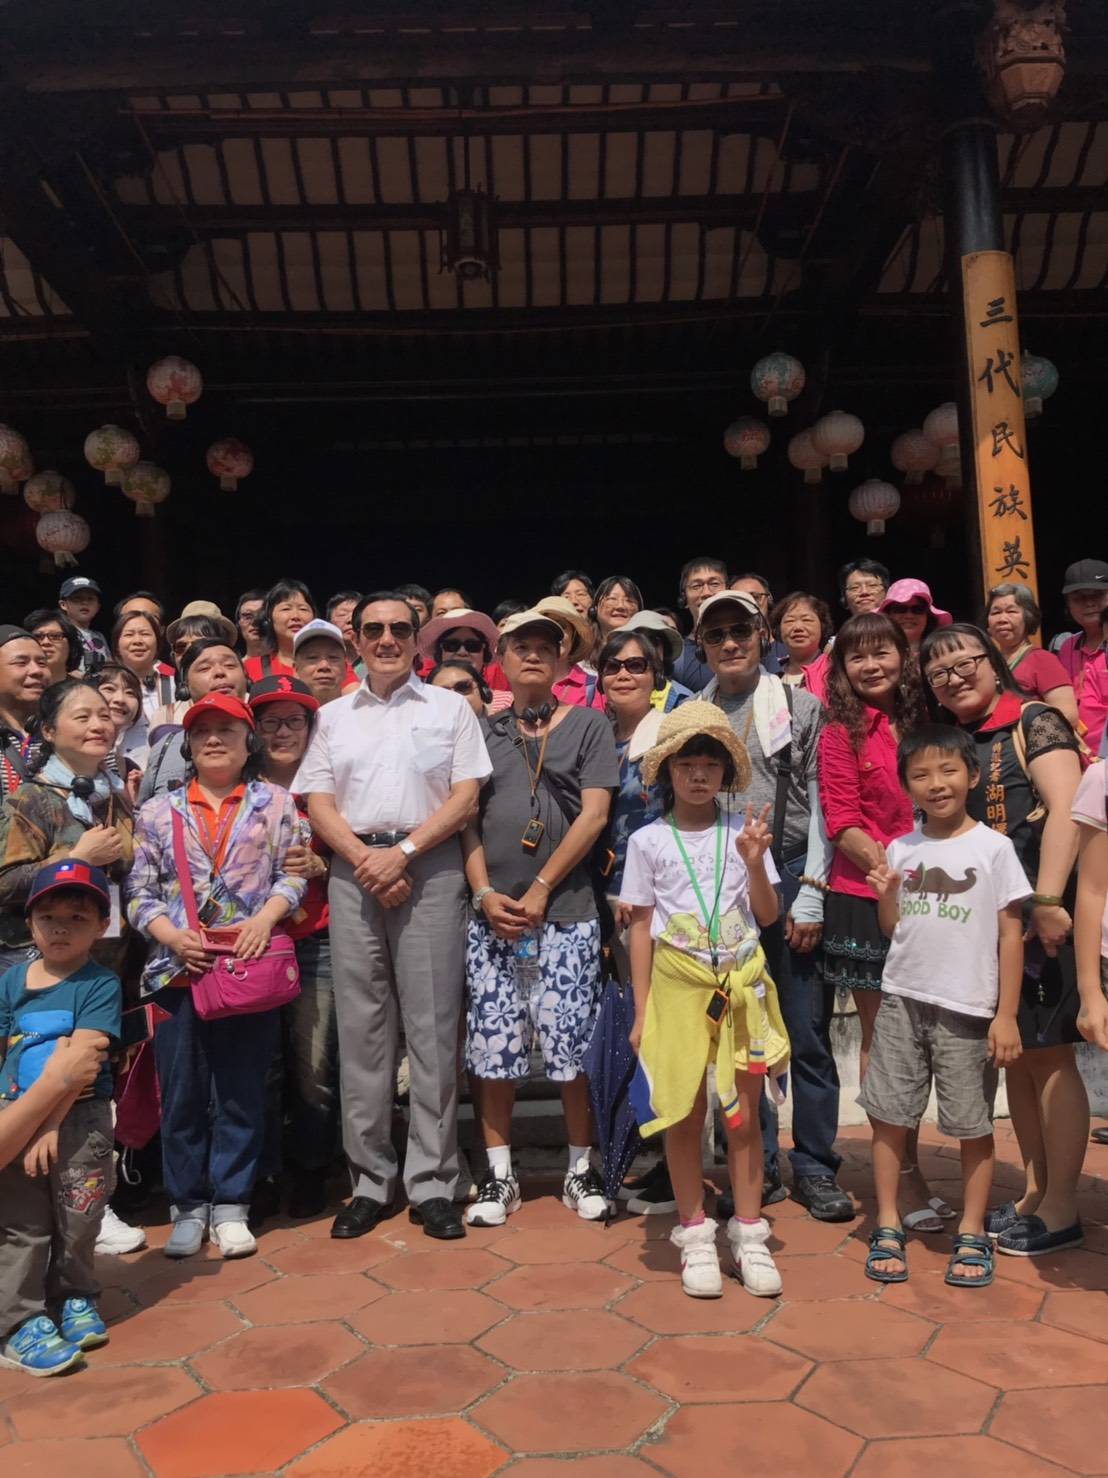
[27,859,111,916]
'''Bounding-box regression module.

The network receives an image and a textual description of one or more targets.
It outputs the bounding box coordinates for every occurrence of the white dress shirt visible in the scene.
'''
[294,672,491,832]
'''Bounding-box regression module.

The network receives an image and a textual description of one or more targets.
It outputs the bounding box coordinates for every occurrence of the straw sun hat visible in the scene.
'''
[641,700,753,792]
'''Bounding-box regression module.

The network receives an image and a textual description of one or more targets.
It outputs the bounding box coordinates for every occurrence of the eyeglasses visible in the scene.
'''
[845,580,886,596]
[886,603,929,616]
[684,577,725,595]
[926,652,989,689]
[440,638,486,656]
[701,623,757,647]
[602,656,651,676]
[34,631,65,644]
[442,679,477,696]
[257,713,310,734]
[361,621,414,642]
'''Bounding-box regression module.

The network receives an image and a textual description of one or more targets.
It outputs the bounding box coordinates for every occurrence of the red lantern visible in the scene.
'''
[146,356,203,420]
[206,438,254,492]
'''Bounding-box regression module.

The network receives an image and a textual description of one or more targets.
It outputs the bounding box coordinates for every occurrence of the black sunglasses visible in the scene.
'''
[701,623,756,647]
[442,678,477,696]
[361,621,414,642]
[440,637,486,656]
[602,656,651,676]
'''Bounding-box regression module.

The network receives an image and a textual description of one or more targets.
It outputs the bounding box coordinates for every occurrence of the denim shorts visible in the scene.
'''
[857,991,997,1139]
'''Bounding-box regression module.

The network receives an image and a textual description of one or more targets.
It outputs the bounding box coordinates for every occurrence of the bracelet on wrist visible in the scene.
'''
[534,875,552,892]
[799,875,829,894]
[1031,893,1064,907]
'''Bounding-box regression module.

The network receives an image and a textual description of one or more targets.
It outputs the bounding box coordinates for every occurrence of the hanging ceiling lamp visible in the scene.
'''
[849,479,901,537]
[23,470,76,513]
[750,352,806,418]
[1020,351,1059,418]
[36,509,90,568]
[146,356,203,420]
[84,425,140,486]
[787,429,829,485]
[122,462,171,518]
[978,0,1067,134]
[923,401,962,483]
[206,438,254,491]
[890,429,940,485]
[0,424,33,494]
[723,416,771,471]
[811,410,864,472]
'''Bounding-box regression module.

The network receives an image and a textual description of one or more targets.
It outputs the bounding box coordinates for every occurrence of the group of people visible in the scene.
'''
[0,551,1106,1371]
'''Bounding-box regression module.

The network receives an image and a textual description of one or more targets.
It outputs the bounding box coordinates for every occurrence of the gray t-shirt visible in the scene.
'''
[715,684,824,860]
[480,706,619,924]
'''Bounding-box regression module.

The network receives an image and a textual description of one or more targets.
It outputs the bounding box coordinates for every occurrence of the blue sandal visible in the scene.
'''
[945,1233,994,1288]
[865,1226,908,1284]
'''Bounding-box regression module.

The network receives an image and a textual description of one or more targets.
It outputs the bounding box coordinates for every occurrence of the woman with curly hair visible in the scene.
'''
[818,615,949,1228]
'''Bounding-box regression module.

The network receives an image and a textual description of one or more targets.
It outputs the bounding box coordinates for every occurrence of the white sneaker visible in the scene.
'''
[669,1219,723,1298]
[466,1171,522,1227]
[94,1206,146,1255]
[726,1216,782,1297]
[211,1220,257,1259]
[563,1159,611,1222]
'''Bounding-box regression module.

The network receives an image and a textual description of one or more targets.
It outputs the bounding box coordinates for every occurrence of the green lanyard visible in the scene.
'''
[667,811,723,955]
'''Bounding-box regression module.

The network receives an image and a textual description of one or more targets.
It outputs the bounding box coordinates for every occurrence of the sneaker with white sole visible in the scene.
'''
[563,1159,611,1221]
[165,1215,209,1259]
[211,1220,257,1259]
[0,1315,82,1377]
[669,1219,723,1298]
[621,1160,677,1215]
[726,1215,783,1297]
[95,1206,147,1256]
[466,1171,522,1227]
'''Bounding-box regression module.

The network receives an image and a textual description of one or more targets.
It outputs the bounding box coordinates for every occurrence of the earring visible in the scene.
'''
[995,677,1003,692]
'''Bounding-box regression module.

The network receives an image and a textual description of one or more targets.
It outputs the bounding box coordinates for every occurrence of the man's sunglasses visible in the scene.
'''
[602,656,651,676]
[440,637,486,656]
[701,623,757,647]
[361,621,414,641]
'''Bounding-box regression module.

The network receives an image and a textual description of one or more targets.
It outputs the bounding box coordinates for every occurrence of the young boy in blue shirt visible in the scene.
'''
[0,860,121,1376]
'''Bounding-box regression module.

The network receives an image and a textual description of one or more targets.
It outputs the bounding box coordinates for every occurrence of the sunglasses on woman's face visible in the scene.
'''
[361,621,414,642]
[886,602,929,616]
[602,656,651,676]
[442,679,477,696]
[440,638,485,656]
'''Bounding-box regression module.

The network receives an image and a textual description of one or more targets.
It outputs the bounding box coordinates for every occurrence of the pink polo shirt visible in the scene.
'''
[818,709,914,899]
[1057,634,1108,751]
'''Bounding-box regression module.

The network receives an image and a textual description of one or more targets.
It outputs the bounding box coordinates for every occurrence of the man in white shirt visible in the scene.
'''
[297,593,491,1241]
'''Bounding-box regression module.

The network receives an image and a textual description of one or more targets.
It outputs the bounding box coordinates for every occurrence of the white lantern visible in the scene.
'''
[811,410,864,472]
[122,462,171,518]
[206,437,254,492]
[36,509,90,568]
[890,429,940,485]
[23,470,76,514]
[84,425,141,486]
[750,352,806,417]
[849,478,901,537]
[723,416,771,471]
[923,401,961,481]
[0,424,33,494]
[787,429,829,485]
[146,356,203,420]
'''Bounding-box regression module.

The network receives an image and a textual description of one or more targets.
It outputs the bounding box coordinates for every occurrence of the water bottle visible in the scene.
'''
[513,929,543,995]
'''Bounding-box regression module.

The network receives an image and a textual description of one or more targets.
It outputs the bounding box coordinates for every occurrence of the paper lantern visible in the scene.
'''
[849,478,901,537]
[146,356,203,420]
[84,424,140,486]
[1020,351,1058,418]
[23,470,76,514]
[723,416,771,470]
[122,461,171,518]
[923,401,961,481]
[787,429,829,485]
[890,429,940,485]
[0,424,33,494]
[36,509,90,568]
[750,352,805,417]
[811,409,864,471]
[206,437,254,491]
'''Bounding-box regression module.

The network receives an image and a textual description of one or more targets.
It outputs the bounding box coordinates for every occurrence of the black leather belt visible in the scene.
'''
[358,831,410,848]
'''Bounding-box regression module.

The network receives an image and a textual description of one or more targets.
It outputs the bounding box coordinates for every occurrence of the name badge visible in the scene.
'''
[105,883,123,939]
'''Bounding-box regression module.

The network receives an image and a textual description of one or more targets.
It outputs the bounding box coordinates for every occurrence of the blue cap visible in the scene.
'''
[26,859,111,916]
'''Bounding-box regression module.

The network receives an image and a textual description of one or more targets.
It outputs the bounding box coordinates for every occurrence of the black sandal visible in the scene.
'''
[864,1226,908,1284]
[944,1233,994,1288]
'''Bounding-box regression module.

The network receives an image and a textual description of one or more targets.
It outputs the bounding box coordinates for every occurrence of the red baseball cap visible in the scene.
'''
[182,692,255,730]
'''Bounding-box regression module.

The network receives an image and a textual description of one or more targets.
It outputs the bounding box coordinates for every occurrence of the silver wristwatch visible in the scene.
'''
[472,886,494,913]
[398,837,418,859]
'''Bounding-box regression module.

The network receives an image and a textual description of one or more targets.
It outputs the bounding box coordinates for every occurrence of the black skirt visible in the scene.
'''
[1017,940,1081,1049]
[823,891,888,994]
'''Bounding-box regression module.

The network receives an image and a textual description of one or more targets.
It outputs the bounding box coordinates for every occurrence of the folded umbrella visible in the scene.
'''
[583,973,643,1212]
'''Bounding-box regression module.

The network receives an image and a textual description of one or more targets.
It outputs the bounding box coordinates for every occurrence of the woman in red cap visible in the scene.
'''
[125,691,305,1261]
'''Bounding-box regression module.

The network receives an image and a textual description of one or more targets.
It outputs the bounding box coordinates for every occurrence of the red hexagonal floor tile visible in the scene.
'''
[927,1319,1108,1388]
[374,1247,509,1290]
[230,1269,387,1324]
[322,1345,502,1418]
[132,1256,277,1306]
[264,1235,396,1277]
[4,1365,201,1440]
[627,1333,810,1402]
[486,1224,633,1265]
[850,1434,1080,1476]
[188,1320,365,1389]
[602,1237,684,1283]
[478,1309,648,1370]
[880,1270,1045,1323]
[765,1216,859,1255]
[990,1385,1108,1475]
[1040,1289,1108,1343]
[993,1248,1108,1292]
[94,1302,243,1364]
[508,1460,656,1477]
[346,1288,505,1344]
[0,1437,147,1476]
[651,1401,862,1477]
[615,1280,763,1335]
[284,1418,506,1478]
[768,1253,875,1300]
[762,1299,933,1361]
[489,1261,635,1310]
[473,1371,667,1452]
[136,1389,344,1478]
[796,1356,995,1438]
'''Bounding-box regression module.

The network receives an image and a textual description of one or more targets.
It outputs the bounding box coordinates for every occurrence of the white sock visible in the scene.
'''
[568,1144,591,1173]
[487,1145,512,1180]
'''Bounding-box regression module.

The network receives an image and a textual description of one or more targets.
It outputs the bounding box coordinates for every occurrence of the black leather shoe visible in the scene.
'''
[409,1197,465,1241]
[331,1196,391,1239]
[288,1170,328,1221]
[792,1174,855,1222]
[249,1175,282,1229]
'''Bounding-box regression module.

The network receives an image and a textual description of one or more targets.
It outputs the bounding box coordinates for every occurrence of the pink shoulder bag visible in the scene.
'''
[170,806,300,1021]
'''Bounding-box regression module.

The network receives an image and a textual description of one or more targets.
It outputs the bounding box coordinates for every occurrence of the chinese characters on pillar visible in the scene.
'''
[961,253,1039,609]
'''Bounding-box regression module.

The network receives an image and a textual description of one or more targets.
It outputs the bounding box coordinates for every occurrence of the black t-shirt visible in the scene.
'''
[479,706,619,923]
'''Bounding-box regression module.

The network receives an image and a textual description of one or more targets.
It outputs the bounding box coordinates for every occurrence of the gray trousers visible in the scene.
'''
[328,843,466,1206]
[0,1098,115,1340]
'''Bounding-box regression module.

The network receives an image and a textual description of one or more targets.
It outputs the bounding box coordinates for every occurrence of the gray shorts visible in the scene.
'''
[857,992,997,1140]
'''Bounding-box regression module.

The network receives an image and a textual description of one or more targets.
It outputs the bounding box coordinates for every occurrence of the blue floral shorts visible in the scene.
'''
[465,917,602,1082]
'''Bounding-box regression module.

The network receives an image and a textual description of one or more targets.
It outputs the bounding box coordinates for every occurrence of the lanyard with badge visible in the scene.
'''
[667,808,731,1023]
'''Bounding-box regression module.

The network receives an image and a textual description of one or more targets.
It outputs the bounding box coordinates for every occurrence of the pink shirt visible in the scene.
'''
[818,710,914,899]
[552,665,606,712]
[1010,646,1072,706]
[1057,634,1108,751]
